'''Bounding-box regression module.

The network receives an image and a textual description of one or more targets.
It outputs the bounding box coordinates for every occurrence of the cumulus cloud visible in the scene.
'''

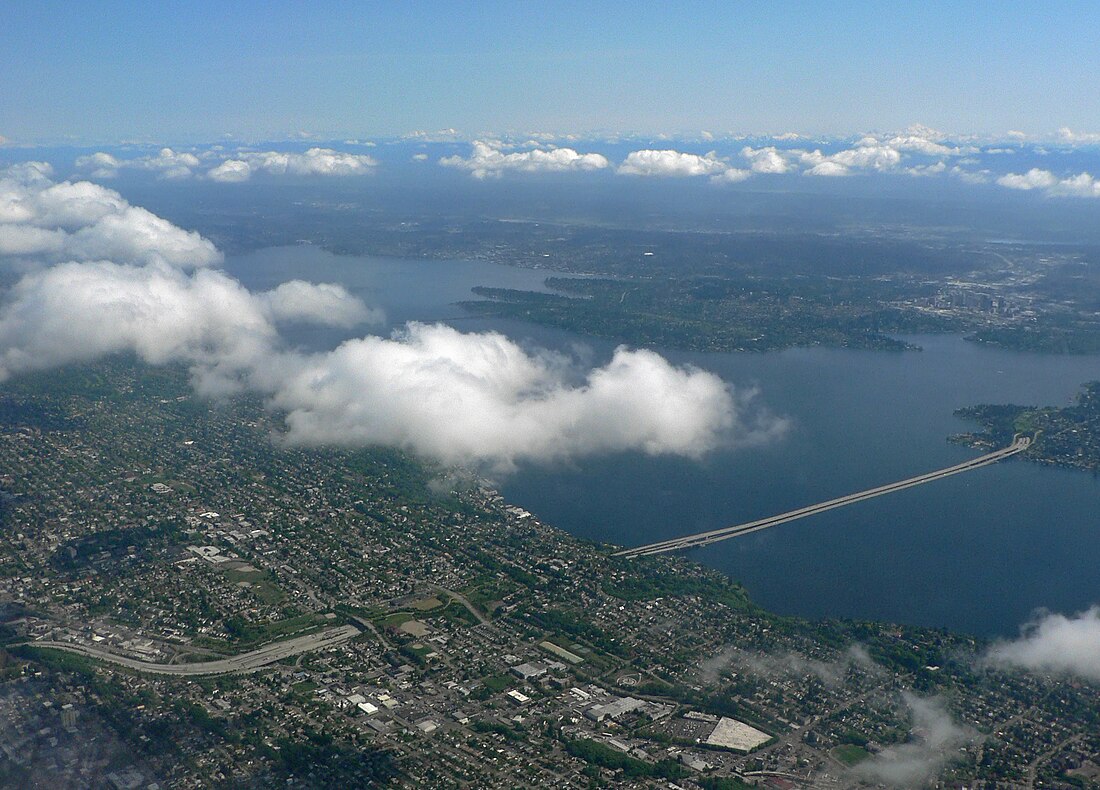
[79,147,378,183]
[618,149,729,177]
[741,146,794,174]
[0,167,220,267]
[903,161,948,177]
[618,149,754,184]
[263,280,382,328]
[740,127,973,180]
[440,140,609,179]
[997,168,1100,197]
[1053,172,1100,197]
[75,151,122,179]
[1057,127,1100,145]
[854,694,974,788]
[265,324,774,472]
[225,147,378,179]
[984,606,1100,681]
[0,261,278,382]
[797,141,903,176]
[712,167,752,183]
[0,164,766,473]
[76,147,201,179]
[207,159,252,183]
[997,168,1059,191]
[0,164,372,390]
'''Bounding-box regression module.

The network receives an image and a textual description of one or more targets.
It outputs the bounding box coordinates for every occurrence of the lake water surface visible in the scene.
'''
[228,246,1100,637]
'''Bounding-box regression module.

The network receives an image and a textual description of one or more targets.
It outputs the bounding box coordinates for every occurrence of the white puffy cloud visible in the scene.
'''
[618,149,726,177]
[952,165,991,184]
[440,140,609,179]
[0,164,765,473]
[904,161,948,177]
[206,148,378,181]
[854,695,974,787]
[76,147,201,179]
[145,148,201,179]
[711,167,752,183]
[80,147,378,183]
[1057,127,1100,145]
[997,168,1059,191]
[619,149,753,184]
[0,168,220,267]
[741,146,793,174]
[798,142,903,176]
[996,168,1100,197]
[0,261,277,382]
[0,225,65,256]
[263,280,383,328]
[207,159,252,183]
[1051,172,1100,197]
[880,126,974,157]
[985,606,1100,681]
[829,143,903,170]
[74,152,121,179]
[246,147,378,176]
[741,127,972,180]
[266,323,773,473]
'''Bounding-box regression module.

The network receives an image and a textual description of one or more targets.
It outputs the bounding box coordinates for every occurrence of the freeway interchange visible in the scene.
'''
[616,435,1031,559]
[23,624,361,676]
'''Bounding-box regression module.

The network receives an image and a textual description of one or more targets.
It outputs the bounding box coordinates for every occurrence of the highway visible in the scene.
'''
[616,435,1030,558]
[23,624,361,676]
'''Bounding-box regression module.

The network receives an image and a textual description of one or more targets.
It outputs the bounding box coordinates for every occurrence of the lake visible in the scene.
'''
[228,246,1100,637]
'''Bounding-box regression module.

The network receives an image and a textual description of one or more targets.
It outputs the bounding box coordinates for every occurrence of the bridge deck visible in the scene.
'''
[615,435,1030,558]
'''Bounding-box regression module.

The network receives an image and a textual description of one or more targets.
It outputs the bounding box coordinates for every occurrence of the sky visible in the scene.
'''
[2,1,1099,144]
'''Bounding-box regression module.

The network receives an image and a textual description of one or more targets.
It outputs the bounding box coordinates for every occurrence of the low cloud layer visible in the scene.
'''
[997,168,1100,198]
[1058,127,1100,145]
[616,149,751,183]
[618,149,728,177]
[64,127,1100,199]
[0,164,770,473]
[984,606,1100,681]
[76,147,200,179]
[207,147,378,182]
[854,694,974,788]
[267,324,771,472]
[440,140,609,179]
[0,163,220,267]
[76,147,378,183]
[699,644,877,687]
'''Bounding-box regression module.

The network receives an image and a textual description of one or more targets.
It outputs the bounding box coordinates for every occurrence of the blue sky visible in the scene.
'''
[2,1,1099,143]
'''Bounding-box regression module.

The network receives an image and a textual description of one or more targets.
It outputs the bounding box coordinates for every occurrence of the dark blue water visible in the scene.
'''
[227,247,1100,637]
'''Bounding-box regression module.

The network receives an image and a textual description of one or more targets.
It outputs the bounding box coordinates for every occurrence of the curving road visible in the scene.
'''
[616,435,1030,558]
[24,624,361,676]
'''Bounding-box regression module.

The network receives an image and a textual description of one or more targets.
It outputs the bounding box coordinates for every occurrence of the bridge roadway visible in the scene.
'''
[23,624,361,676]
[616,435,1030,558]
